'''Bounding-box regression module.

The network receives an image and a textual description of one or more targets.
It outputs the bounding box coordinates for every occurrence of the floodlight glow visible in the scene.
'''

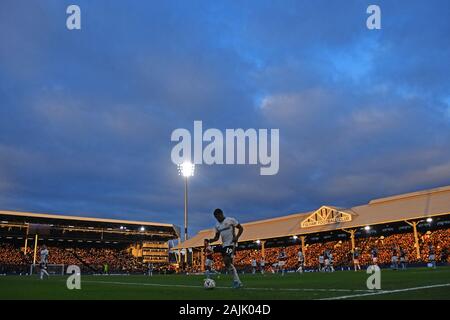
[255,240,261,244]
[426,218,433,223]
[292,235,298,240]
[140,226,145,232]
[364,226,371,231]
[178,161,195,177]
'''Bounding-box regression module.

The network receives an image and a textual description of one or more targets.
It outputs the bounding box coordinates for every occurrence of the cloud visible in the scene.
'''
[0,0,449,233]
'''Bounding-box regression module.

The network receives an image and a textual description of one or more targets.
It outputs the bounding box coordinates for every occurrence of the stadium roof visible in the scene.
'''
[177,185,450,249]
[0,210,174,228]
[0,210,180,242]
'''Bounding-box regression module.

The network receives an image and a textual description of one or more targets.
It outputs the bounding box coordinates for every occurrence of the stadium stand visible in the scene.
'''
[179,185,450,273]
[0,211,179,274]
[188,228,450,273]
[1,185,450,275]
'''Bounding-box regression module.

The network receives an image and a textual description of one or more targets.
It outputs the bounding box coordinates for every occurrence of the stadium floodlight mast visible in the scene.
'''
[178,161,195,242]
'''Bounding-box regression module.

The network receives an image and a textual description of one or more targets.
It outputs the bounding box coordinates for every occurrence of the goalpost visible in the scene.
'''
[29,264,65,276]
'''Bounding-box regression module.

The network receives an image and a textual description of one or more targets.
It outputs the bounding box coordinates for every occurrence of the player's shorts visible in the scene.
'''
[205,259,213,267]
[391,256,398,263]
[353,258,359,264]
[429,254,435,261]
[222,246,235,258]
[372,257,378,263]
[400,257,405,262]
[278,261,286,267]
[324,259,330,266]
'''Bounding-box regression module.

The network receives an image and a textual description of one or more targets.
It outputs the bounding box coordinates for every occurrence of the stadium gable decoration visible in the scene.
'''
[300,206,352,228]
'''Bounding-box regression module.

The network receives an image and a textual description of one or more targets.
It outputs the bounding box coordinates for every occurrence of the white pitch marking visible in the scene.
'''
[320,283,450,300]
[82,280,373,292]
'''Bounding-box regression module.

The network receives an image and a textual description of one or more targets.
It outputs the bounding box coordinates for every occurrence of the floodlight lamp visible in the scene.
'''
[178,161,195,177]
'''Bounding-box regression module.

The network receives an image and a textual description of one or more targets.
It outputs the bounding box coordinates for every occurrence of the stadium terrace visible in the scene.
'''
[0,211,179,275]
[176,185,450,270]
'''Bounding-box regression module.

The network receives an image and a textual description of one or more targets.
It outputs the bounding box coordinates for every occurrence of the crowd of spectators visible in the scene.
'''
[2,228,450,274]
[0,243,147,274]
[192,228,450,272]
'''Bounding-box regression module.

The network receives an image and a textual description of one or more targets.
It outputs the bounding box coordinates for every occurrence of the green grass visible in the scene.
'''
[1,267,450,300]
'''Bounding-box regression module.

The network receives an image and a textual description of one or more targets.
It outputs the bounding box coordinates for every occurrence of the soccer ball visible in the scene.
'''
[204,278,216,290]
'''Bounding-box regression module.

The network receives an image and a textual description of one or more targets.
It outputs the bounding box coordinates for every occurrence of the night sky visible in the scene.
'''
[0,0,449,235]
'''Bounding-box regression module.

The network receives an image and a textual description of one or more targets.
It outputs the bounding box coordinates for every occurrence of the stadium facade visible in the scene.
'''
[177,185,450,267]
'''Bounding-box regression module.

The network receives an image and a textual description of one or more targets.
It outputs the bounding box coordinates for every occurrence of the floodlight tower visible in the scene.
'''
[178,161,195,242]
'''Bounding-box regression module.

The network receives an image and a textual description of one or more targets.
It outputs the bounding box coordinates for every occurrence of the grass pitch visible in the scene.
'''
[0,267,449,300]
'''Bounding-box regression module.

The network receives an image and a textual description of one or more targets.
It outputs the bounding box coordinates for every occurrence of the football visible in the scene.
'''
[204,278,216,290]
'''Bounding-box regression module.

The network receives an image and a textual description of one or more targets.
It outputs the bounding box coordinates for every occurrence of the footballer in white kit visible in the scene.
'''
[207,208,244,288]
[259,258,265,274]
[251,258,257,274]
[39,245,50,280]
[318,254,324,271]
[296,250,304,273]
[204,239,215,278]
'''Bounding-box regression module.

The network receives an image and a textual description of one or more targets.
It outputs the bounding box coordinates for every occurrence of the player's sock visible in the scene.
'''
[229,264,241,284]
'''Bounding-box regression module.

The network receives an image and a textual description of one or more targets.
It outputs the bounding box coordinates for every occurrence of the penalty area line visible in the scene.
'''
[319,283,450,300]
[81,280,373,292]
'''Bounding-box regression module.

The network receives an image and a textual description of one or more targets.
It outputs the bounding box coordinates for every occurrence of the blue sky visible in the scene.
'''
[0,0,449,234]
